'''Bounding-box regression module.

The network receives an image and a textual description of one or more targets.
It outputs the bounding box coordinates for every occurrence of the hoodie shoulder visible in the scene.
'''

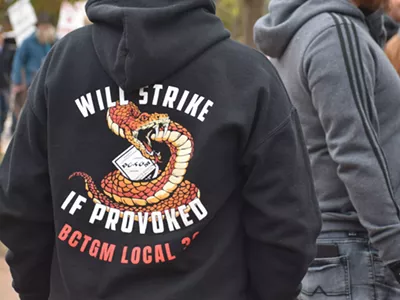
[45,25,100,78]
[227,39,273,66]
[52,25,94,52]
[305,12,345,34]
[216,39,281,86]
[47,25,96,71]
[212,38,295,117]
[42,24,113,102]
[295,13,340,46]
[203,38,292,112]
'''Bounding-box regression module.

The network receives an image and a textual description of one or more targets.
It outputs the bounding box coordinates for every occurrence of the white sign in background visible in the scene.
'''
[57,1,87,39]
[7,0,37,46]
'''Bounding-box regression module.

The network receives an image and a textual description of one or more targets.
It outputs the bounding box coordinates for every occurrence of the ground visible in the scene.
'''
[0,114,19,299]
[0,245,17,299]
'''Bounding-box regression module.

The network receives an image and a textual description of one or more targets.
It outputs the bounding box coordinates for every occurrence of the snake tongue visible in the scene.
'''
[137,128,154,155]
[154,153,162,164]
[144,133,153,154]
[144,143,153,154]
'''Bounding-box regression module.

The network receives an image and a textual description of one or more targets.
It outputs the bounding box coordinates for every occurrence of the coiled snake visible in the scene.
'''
[70,102,200,221]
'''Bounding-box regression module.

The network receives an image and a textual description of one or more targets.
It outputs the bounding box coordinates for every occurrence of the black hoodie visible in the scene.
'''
[0,1,321,299]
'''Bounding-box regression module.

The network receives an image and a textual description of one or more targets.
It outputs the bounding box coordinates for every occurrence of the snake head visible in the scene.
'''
[107,102,170,162]
[131,113,170,162]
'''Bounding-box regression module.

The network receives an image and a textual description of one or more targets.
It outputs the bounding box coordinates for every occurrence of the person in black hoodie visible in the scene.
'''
[0,1,321,300]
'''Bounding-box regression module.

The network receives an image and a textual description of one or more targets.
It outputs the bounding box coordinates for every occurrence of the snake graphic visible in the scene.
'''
[70,101,200,221]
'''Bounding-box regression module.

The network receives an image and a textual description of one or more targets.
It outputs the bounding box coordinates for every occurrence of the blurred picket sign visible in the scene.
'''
[7,0,37,46]
[57,1,87,39]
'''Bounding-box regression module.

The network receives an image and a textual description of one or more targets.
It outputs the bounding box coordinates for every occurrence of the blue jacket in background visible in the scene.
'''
[11,33,52,86]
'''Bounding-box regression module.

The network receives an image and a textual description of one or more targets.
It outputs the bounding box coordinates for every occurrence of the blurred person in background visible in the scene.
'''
[385,0,400,75]
[10,12,56,132]
[387,0,400,21]
[256,0,400,299]
[384,0,400,42]
[0,26,15,153]
[385,33,400,74]
[384,14,399,41]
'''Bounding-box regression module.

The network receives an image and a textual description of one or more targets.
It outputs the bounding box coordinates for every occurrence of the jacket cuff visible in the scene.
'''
[389,261,400,283]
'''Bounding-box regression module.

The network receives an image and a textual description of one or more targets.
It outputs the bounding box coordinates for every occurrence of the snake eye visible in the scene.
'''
[140,114,149,121]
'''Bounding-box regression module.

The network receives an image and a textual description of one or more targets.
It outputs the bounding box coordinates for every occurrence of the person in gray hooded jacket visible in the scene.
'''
[255,0,400,299]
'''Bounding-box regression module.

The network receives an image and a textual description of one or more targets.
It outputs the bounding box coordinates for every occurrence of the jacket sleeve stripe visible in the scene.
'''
[330,13,400,218]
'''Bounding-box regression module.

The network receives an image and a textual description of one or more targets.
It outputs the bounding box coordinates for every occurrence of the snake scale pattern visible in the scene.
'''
[70,101,200,221]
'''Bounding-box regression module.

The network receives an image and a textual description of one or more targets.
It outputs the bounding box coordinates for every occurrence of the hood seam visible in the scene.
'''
[122,10,129,90]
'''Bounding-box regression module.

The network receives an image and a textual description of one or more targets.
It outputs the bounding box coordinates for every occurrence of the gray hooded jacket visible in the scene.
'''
[255,0,400,265]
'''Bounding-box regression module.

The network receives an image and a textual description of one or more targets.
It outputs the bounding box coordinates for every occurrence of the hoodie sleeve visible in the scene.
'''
[241,62,321,300]
[0,51,53,300]
[11,40,29,85]
[303,20,400,266]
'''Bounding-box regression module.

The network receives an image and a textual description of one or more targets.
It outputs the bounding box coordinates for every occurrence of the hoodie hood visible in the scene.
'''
[86,0,229,92]
[254,0,385,58]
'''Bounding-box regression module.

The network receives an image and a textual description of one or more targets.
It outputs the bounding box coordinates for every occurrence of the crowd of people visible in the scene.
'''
[0,0,400,299]
[0,13,56,153]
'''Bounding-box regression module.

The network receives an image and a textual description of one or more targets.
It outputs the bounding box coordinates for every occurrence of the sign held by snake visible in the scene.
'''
[70,101,201,222]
